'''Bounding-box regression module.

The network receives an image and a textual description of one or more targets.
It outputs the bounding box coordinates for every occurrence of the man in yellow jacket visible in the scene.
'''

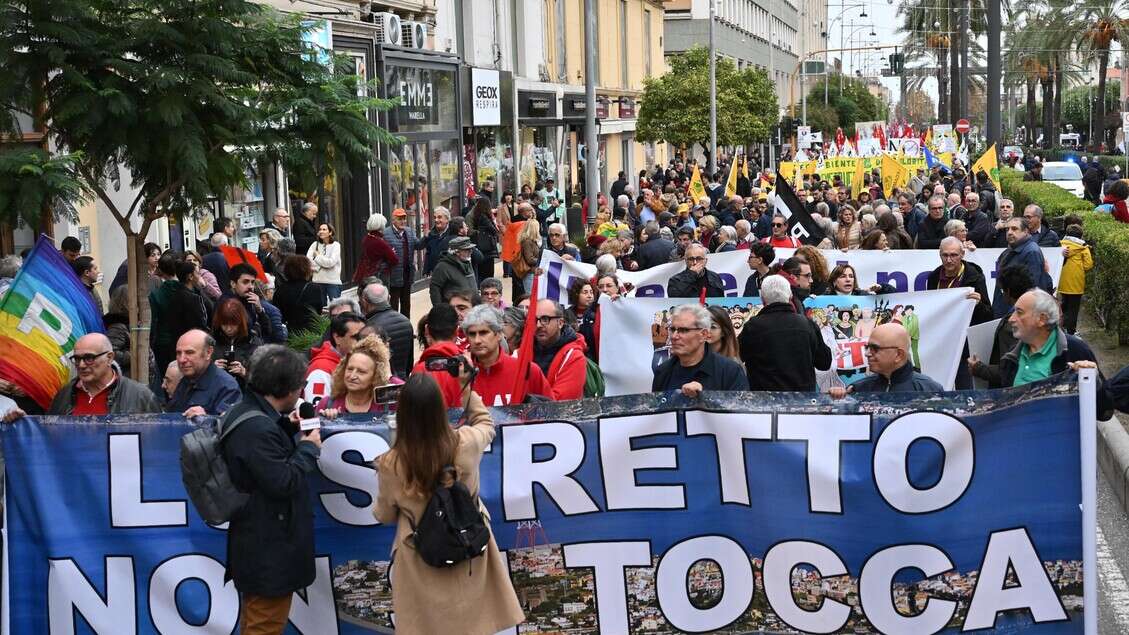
[1059,223,1093,334]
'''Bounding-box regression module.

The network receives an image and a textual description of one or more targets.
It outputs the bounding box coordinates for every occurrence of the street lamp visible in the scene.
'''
[1085,77,1094,148]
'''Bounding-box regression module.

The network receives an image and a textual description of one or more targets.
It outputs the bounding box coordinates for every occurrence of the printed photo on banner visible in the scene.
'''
[600,288,973,395]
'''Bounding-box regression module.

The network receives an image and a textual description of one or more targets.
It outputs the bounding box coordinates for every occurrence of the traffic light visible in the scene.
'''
[888,52,905,75]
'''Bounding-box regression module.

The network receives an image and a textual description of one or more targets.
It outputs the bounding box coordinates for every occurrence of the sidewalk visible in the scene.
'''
[406,262,510,354]
[1076,307,1129,515]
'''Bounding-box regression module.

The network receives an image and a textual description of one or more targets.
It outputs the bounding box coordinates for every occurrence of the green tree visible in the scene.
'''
[0,0,398,378]
[805,74,884,135]
[1080,0,1129,150]
[636,46,777,164]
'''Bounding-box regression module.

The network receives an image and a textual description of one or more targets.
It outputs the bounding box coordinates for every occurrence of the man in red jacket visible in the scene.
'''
[532,299,588,400]
[462,304,550,406]
[411,304,466,408]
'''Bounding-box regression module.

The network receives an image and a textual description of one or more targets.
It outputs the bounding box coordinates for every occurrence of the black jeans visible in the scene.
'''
[389,285,411,321]
[1061,293,1082,335]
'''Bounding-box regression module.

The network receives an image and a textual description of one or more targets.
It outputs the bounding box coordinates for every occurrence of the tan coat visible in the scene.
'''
[374,392,524,635]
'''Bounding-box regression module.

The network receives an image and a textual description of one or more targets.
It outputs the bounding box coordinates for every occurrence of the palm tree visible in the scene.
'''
[1080,0,1129,150]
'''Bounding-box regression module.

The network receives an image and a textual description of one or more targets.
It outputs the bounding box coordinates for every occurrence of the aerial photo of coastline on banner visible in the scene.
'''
[535,248,1063,307]
[598,288,974,395]
[0,376,1092,633]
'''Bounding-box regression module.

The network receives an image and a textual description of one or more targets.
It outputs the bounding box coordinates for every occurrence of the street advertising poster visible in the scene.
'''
[0,374,1096,633]
[597,288,974,395]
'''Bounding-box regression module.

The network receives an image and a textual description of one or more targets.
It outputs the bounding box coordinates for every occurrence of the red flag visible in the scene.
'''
[875,124,887,152]
[219,245,267,282]
[509,275,540,405]
[834,127,846,150]
[699,287,707,306]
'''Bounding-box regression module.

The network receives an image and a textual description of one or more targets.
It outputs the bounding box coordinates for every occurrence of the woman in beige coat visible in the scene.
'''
[374,373,524,635]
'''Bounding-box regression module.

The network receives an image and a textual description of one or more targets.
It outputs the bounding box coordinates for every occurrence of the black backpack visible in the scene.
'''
[179,408,261,525]
[407,466,491,568]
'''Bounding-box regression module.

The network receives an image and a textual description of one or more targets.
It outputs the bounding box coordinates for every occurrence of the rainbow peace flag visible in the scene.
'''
[0,235,104,408]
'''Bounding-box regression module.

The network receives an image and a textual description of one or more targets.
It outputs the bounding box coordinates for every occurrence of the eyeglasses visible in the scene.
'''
[797,272,813,279]
[535,315,563,325]
[670,326,704,335]
[686,256,706,263]
[71,351,110,365]
[865,344,900,353]
[772,223,786,227]
[928,206,944,211]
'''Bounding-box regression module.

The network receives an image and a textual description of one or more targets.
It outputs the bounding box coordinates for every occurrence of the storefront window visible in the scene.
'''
[430,139,460,215]
[519,127,564,192]
[472,127,514,197]
[224,166,265,251]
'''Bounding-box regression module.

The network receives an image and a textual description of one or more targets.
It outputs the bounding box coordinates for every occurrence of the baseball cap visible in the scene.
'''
[392,208,407,217]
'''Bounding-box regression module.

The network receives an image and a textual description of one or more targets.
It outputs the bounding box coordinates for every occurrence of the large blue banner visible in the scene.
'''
[2,377,1088,634]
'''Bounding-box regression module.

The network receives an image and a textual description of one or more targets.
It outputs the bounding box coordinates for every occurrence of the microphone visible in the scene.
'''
[297,400,321,432]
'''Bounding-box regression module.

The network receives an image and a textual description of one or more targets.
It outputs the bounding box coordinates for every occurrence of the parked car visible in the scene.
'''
[1040,161,1085,198]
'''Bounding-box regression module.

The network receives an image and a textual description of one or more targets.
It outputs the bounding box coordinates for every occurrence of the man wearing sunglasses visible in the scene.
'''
[830,323,943,397]
[762,214,801,249]
[48,333,161,415]
[667,243,726,299]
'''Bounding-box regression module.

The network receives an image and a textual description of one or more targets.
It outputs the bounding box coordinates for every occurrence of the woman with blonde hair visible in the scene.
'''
[319,335,398,417]
[698,215,719,251]
[375,374,525,635]
[512,217,542,293]
[833,205,862,250]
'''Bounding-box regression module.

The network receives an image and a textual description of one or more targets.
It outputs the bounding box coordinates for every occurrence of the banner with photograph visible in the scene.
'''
[537,247,1064,308]
[597,288,974,395]
[1,377,1093,633]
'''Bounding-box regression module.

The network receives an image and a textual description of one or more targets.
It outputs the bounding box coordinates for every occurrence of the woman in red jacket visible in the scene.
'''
[352,213,400,284]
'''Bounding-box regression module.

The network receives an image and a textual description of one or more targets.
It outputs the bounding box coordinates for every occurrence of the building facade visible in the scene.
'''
[663,0,800,111]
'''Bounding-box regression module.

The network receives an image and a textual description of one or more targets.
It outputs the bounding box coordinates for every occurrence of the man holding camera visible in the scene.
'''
[412,305,466,407]
[223,344,323,635]
[167,329,241,417]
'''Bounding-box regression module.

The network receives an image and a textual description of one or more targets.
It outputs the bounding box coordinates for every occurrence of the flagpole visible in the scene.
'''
[708,0,717,176]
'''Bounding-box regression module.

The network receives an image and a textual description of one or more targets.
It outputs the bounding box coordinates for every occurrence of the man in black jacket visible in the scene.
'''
[1083,160,1106,204]
[609,171,628,200]
[428,236,478,307]
[359,281,414,379]
[667,244,726,298]
[223,344,322,635]
[914,195,949,249]
[738,275,831,391]
[635,222,675,270]
[292,202,319,255]
[926,237,993,388]
[832,323,943,395]
[652,304,747,396]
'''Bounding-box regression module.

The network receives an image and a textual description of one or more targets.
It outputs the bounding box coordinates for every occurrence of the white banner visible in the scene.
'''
[855,121,885,156]
[598,288,976,395]
[537,247,1063,306]
[933,124,957,153]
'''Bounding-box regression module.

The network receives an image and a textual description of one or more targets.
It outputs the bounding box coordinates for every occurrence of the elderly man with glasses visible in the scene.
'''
[267,208,291,236]
[915,195,950,250]
[652,304,748,397]
[48,333,161,415]
[667,243,727,299]
[545,223,580,261]
[830,323,943,396]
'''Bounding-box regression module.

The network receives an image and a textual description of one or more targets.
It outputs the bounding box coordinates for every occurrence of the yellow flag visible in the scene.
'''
[742,155,749,181]
[880,153,910,199]
[853,158,866,194]
[688,164,707,203]
[971,143,1001,190]
[923,128,933,149]
[724,156,739,198]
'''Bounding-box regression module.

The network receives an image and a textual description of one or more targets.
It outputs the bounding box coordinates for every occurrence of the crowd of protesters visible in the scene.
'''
[2,150,1127,635]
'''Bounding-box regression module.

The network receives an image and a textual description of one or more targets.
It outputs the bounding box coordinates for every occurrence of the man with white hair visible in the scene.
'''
[969,288,1099,387]
[422,206,452,274]
[738,275,831,391]
[360,280,414,378]
[545,223,580,260]
[651,304,747,396]
[734,219,753,249]
[293,201,319,254]
[667,243,726,298]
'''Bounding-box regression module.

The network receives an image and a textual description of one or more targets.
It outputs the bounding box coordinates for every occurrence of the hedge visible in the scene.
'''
[1001,170,1129,342]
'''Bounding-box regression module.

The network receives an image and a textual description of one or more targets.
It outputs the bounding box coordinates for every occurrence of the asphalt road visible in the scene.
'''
[1098,454,1129,634]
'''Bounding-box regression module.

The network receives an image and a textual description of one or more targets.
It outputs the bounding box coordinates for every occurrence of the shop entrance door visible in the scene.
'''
[389,141,432,278]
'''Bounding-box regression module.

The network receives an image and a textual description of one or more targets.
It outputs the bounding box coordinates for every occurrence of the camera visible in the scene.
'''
[223,350,237,365]
[424,356,465,377]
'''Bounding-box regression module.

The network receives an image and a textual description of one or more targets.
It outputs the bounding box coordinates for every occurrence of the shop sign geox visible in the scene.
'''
[388,65,437,125]
[471,68,501,126]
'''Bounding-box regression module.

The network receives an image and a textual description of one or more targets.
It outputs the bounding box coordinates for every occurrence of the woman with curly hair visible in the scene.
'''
[795,244,830,295]
[319,335,396,417]
[833,205,862,250]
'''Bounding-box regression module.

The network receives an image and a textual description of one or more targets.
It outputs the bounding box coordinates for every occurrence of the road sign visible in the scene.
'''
[956,119,971,134]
